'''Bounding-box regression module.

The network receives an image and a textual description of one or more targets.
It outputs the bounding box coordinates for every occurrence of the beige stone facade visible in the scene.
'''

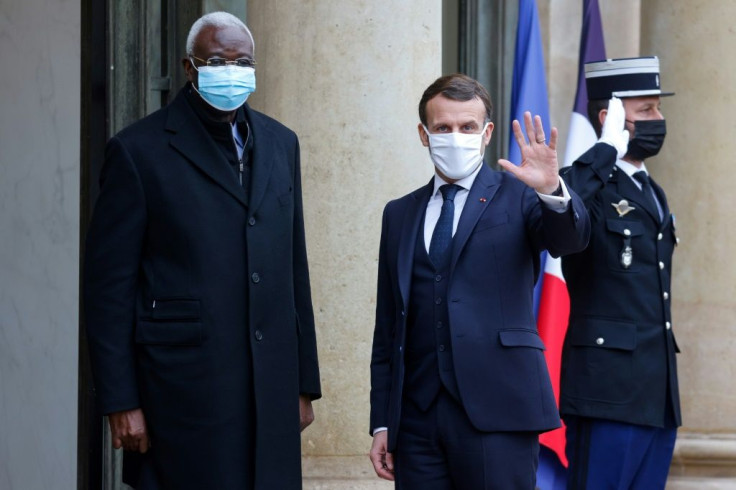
[1,0,734,487]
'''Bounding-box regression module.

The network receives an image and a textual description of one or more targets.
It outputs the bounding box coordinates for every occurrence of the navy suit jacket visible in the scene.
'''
[370,164,590,451]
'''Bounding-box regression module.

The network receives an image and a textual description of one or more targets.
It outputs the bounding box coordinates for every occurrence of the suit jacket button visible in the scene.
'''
[255,330,263,341]
[659,261,665,270]
[595,337,605,345]
[658,233,663,241]
[249,217,256,226]
[439,344,445,352]
[663,291,669,300]
[666,322,672,330]
[251,272,260,283]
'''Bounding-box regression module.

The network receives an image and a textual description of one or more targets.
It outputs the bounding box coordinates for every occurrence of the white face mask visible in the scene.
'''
[423,123,489,180]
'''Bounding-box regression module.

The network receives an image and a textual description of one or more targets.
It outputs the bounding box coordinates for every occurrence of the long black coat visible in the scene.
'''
[84,87,320,489]
[559,143,680,428]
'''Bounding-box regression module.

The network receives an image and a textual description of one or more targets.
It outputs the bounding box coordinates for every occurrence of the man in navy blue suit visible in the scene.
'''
[368,73,590,489]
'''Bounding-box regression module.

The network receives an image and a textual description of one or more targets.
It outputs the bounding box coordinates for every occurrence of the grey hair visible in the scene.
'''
[186,11,255,56]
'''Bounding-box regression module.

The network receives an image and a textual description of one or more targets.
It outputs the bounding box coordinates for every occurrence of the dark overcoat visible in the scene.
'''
[559,142,680,428]
[370,164,591,451]
[84,87,321,489]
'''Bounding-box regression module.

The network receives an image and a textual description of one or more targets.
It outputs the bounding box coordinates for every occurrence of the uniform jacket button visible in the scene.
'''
[658,233,663,241]
[666,321,672,330]
[659,261,665,270]
[596,337,605,345]
[255,329,263,341]
[251,272,260,283]
[248,217,256,226]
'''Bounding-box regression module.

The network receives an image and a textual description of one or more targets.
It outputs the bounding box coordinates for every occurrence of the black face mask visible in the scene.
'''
[625,119,666,161]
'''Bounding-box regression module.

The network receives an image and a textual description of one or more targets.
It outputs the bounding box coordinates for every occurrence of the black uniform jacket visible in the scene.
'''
[84,86,321,489]
[559,142,681,428]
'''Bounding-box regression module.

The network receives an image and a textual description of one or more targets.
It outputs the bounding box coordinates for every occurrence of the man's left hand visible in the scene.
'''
[299,395,314,432]
[498,111,560,195]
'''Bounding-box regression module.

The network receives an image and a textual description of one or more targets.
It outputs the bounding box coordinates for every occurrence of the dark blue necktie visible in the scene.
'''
[633,171,662,221]
[429,184,460,267]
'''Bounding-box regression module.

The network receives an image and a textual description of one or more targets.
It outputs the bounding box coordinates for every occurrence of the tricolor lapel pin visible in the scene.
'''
[479,197,487,203]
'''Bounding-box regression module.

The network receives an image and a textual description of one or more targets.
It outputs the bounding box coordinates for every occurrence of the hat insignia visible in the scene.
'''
[612,199,635,217]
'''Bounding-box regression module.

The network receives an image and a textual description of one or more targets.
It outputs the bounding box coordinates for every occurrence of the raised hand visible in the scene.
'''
[598,96,629,159]
[498,111,560,195]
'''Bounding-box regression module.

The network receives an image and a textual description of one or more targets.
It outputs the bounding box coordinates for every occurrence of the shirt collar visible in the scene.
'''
[616,158,649,178]
[432,162,483,197]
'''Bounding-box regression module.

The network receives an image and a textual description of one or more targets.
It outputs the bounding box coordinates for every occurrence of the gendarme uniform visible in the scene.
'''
[559,57,681,489]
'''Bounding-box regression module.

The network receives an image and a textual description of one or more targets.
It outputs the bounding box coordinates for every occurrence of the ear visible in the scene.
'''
[483,122,494,146]
[598,108,608,128]
[418,124,430,147]
[182,57,196,84]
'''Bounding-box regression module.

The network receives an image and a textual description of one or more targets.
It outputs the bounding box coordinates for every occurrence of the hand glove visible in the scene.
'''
[598,96,629,159]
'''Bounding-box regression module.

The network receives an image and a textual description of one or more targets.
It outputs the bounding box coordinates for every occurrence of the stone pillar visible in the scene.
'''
[0,0,80,488]
[640,1,736,486]
[246,1,441,487]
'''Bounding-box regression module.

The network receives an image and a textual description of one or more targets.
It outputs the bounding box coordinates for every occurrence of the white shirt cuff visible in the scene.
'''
[536,176,571,213]
[372,427,388,436]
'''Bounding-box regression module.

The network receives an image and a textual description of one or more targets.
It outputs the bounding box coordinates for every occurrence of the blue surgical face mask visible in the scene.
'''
[193,65,256,112]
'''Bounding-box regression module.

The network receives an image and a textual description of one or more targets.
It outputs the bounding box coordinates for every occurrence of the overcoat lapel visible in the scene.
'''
[397,181,433,309]
[449,165,500,270]
[244,105,275,214]
[166,91,248,208]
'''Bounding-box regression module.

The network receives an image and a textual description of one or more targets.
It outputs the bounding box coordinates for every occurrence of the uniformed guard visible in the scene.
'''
[559,56,681,489]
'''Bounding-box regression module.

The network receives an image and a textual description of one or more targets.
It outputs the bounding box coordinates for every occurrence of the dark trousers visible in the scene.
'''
[565,416,677,490]
[395,389,539,490]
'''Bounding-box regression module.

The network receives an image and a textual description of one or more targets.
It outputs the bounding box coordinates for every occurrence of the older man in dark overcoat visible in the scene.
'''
[84,11,320,489]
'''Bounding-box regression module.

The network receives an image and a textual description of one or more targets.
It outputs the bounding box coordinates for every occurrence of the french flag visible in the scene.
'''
[509,0,606,487]
[544,0,607,485]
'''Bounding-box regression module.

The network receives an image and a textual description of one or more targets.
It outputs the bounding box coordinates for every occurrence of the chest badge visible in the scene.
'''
[620,244,633,268]
[612,199,635,217]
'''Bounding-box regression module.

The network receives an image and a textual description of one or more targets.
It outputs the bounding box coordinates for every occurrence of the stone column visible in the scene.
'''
[640,1,736,485]
[246,2,441,487]
[0,0,80,488]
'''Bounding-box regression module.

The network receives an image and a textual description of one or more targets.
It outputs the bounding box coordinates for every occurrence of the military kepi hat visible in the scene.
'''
[585,56,674,100]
